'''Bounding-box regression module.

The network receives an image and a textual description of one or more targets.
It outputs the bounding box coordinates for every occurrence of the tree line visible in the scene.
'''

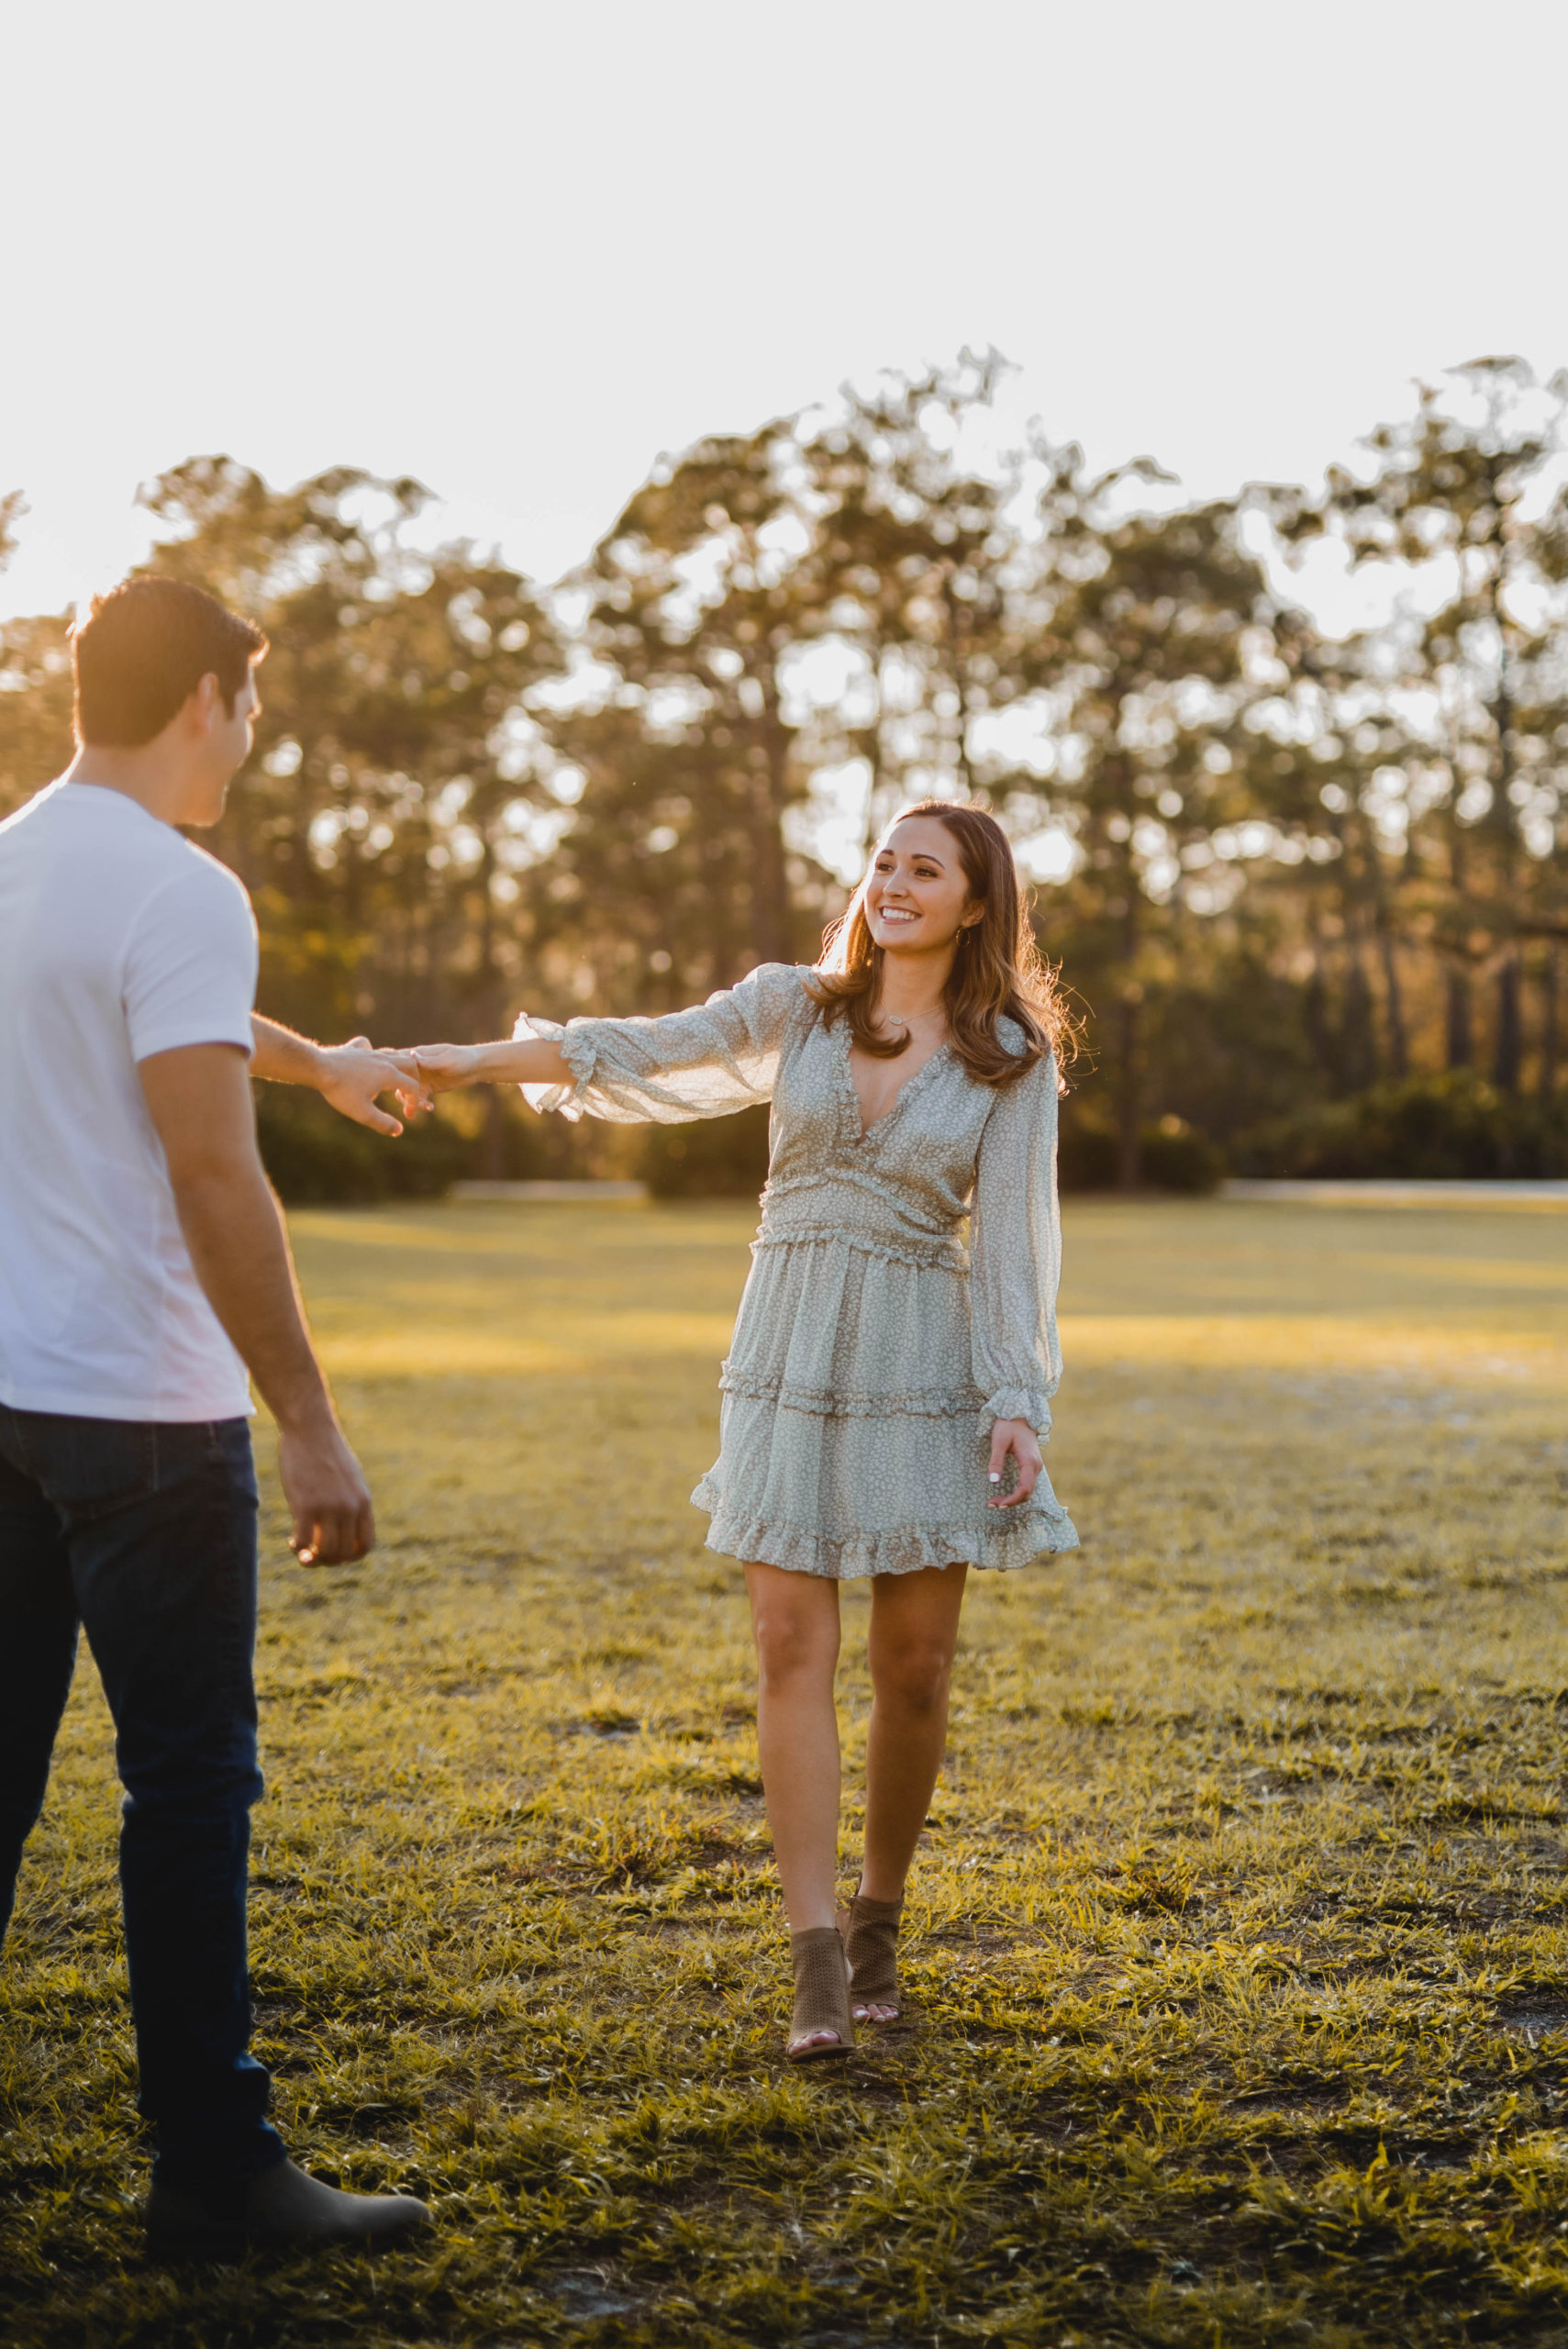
[3,351,1566,1188]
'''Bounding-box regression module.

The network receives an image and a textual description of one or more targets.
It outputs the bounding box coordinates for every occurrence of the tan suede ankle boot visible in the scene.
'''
[786,1925,854,2061]
[844,1886,904,2021]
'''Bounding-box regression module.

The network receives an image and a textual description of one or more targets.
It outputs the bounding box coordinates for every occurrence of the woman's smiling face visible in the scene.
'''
[863,816,978,955]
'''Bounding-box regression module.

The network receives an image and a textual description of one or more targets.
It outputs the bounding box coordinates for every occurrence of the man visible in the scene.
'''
[0,575,431,2253]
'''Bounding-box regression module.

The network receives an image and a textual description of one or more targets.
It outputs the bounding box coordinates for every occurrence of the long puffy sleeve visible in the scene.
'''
[516,961,808,1124]
[968,1053,1064,1435]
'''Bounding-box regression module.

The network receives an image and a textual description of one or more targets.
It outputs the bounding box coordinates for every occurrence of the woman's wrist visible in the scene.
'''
[466,1036,573,1088]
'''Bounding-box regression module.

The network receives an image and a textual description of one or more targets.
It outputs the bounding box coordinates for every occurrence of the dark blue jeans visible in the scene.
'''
[0,1406,284,2195]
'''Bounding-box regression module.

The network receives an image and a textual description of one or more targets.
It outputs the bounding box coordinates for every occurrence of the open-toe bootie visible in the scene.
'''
[786,1926,854,2061]
[844,1887,904,2021]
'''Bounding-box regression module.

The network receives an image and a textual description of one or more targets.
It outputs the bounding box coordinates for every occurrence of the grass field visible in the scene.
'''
[5,1196,1568,2348]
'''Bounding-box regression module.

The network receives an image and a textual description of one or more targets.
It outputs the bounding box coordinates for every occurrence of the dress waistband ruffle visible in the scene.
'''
[752,1226,967,1273]
[756,1170,969,1272]
[719,1364,981,1415]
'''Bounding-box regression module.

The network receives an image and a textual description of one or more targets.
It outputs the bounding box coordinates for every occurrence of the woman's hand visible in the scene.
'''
[391,1042,484,1094]
[986,1418,1041,1508]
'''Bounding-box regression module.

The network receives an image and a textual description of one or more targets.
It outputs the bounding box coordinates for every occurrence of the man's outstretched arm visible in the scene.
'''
[139,1041,374,1566]
[250,1015,429,1135]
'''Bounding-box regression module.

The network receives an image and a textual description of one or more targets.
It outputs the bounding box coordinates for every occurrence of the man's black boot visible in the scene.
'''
[146,2157,432,2255]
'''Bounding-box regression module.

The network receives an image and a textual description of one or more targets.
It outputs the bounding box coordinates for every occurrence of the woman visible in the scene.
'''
[407,801,1079,2060]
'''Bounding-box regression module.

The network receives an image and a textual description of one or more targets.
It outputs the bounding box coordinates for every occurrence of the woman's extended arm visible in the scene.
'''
[393,963,807,1124]
[402,1035,573,1092]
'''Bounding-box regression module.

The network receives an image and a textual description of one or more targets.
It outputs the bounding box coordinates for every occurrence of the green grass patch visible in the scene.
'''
[4,1197,1568,2345]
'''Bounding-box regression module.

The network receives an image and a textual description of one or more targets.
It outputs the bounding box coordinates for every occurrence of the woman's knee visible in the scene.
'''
[872,1639,953,1713]
[752,1608,839,1688]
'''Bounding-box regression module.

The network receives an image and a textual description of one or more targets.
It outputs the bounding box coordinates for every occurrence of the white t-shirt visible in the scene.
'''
[0,780,259,1421]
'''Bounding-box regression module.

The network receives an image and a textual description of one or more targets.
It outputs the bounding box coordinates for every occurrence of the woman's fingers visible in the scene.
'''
[994,1448,1040,1506]
[987,1419,1042,1508]
[1008,1447,1040,1504]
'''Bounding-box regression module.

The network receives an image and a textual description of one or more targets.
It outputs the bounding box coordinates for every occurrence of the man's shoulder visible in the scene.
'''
[122,839,257,977]
[170,835,255,919]
[70,804,254,922]
[0,776,67,844]
[0,783,179,917]
[1,783,230,895]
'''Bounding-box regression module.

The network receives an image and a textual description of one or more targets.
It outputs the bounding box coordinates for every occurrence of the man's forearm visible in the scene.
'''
[172,1161,334,1432]
[250,1014,323,1086]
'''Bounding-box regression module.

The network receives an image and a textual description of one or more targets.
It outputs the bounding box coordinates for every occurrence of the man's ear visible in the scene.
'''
[189,672,223,732]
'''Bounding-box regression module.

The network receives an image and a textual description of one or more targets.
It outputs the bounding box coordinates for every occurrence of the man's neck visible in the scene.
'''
[66,744,189,828]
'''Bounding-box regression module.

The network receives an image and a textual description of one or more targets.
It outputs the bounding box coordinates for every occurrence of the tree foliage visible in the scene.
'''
[3,354,1565,1187]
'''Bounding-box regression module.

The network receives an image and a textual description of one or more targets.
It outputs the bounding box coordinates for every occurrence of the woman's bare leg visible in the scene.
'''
[857,1563,968,2015]
[745,1561,843,1943]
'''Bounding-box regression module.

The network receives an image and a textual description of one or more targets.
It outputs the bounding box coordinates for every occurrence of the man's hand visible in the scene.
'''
[250,1015,431,1131]
[318,1036,432,1134]
[986,1418,1042,1508]
[277,1416,375,1565]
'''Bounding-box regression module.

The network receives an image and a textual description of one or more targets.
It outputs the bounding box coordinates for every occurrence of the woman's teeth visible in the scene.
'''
[879,908,917,924]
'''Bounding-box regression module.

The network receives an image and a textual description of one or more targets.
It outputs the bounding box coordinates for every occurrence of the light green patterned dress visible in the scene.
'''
[517,963,1079,1578]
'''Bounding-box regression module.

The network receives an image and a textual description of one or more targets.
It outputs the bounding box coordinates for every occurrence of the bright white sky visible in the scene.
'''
[2,0,1564,625]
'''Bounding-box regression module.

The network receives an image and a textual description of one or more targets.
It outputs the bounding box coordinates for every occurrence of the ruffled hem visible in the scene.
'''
[717,1365,984,1419]
[691,1478,1081,1579]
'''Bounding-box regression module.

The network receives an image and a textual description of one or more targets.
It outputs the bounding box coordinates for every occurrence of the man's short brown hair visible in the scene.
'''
[72,577,269,748]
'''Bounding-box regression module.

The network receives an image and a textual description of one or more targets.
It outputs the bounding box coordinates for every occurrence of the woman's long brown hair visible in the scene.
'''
[804,800,1076,1086]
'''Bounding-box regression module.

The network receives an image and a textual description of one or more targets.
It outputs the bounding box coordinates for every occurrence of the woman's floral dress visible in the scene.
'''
[518,963,1079,1577]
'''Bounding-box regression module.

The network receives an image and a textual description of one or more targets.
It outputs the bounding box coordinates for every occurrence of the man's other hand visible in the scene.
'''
[139,1040,380,1567]
[277,1418,375,1565]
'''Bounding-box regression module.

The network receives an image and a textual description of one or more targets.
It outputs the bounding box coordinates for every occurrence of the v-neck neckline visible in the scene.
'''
[835,1019,951,1145]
